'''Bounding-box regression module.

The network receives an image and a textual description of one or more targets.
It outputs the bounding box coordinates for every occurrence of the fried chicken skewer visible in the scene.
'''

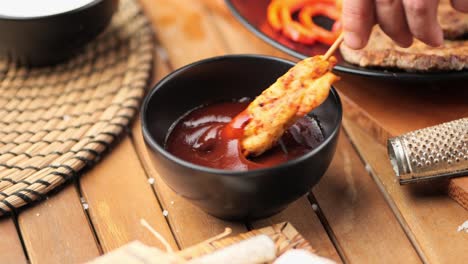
[227,35,343,157]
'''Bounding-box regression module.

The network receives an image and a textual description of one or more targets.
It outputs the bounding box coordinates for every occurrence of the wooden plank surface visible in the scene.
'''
[334,36,468,225]
[79,137,178,252]
[139,0,226,67]
[18,185,101,264]
[344,119,468,263]
[0,219,28,264]
[201,0,295,60]
[313,131,421,263]
[336,76,468,145]
[8,1,465,263]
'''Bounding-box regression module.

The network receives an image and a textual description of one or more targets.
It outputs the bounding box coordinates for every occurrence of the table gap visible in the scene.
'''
[12,214,31,263]
[306,193,348,263]
[73,181,105,255]
[127,134,183,250]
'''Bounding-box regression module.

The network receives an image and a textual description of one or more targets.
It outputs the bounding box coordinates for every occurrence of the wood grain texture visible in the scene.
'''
[314,131,421,263]
[79,138,177,253]
[139,0,226,68]
[339,93,392,146]
[0,219,27,264]
[251,197,342,263]
[335,76,468,144]
[201,0,295,60]
[18,185,100,264]
[344,119,468,263]
[449,177,468,211]
[337,75,468,218]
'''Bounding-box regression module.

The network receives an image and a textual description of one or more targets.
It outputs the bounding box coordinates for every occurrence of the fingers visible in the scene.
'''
[342,0,376,49]
[375,0,413,47]
[402,0,443,46]
[451,0,468,12]
[343,0,445,49]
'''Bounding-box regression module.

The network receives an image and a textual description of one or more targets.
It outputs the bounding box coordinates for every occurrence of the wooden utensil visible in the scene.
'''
[324,32,344,60]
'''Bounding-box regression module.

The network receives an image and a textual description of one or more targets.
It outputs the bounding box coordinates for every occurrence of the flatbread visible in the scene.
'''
[340,27,468,71]
[439,0,468,39]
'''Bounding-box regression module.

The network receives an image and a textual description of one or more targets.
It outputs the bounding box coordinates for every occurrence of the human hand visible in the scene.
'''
[342,0,468,49]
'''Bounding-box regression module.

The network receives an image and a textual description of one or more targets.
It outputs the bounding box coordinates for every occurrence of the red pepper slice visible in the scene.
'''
[266,0,342,45]
[280,5,316,44]
[299,3,341,45]
[267,0,283,31]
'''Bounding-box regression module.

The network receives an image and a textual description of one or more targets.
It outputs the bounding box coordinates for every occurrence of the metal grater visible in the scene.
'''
[387,118,468,184]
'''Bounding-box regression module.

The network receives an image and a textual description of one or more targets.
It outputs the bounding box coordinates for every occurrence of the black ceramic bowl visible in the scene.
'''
[141,55,342,220]
[0,0,118,66]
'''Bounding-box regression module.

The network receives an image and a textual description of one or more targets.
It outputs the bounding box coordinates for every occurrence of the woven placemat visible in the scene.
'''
[0,0,154,216]
[178,222,314,260]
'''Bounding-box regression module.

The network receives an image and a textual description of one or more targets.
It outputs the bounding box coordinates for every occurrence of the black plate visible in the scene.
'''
[225,0,468,81]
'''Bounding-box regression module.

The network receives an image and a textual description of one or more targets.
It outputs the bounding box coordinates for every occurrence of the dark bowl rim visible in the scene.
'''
[141,54,342,177]
[0,0,104,20]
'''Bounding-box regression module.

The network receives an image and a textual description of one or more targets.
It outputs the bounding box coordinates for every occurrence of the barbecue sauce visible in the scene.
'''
[165,100,324,170]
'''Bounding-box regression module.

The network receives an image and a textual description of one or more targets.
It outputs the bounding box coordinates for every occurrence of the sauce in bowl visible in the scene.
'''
[165,100,325,170]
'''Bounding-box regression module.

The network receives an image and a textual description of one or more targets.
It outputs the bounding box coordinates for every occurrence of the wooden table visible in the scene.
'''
[1,1,467,263]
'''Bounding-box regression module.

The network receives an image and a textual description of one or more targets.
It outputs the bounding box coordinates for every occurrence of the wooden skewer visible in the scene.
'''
[323,32,344,60]
[140,219,175,253]
[200,227,232,245]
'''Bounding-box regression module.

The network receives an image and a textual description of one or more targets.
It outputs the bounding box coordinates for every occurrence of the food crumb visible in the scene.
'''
[148,178,155,185]
[156,46,169,61]
[457,220,468,233]
[163,210,169,217]
[365,164,372,174]
[83,203,89,210]
[170,201,174,205]
[311,204,319,211]
[36,213,40,217]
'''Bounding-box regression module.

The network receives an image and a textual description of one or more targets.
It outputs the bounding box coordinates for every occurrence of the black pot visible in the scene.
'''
[141,55,342,220]
[0,0,118,66]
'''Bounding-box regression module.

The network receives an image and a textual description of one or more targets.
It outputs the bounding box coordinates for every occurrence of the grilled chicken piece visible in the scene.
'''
[233,56,339,157]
